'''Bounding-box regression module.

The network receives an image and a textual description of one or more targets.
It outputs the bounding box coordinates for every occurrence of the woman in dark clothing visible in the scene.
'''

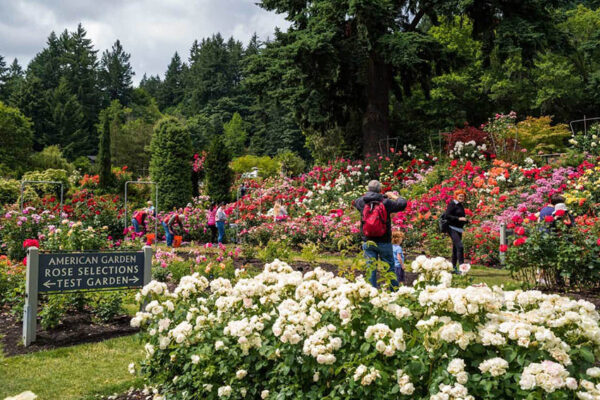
[445,189,468,272]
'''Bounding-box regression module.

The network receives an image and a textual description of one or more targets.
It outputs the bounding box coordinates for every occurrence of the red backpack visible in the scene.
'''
[362,202,387,238]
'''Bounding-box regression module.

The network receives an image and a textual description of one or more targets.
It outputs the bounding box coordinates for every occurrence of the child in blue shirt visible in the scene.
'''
[392,231,405,284]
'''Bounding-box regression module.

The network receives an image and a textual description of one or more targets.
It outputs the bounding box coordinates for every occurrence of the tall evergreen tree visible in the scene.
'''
[27,31,63,91]
[139,74,162,100]
[183,34,244,116]
[4,59,25,103]
[158,52,185,110]
[60,24,101,155]
[150,117,192,210]
[98,112,113,188]
[12,75,51,150]
[100,39,134,106]
[204,135,233,203]
[0,55,8,101]
[48,78,87,160]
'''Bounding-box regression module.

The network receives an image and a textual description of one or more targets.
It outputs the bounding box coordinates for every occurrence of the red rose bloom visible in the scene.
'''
[513,237,527,247]
[515,226,525,236]
[544,215,554,223]
[554,209,565,217]
[23,239,39,249]
[499,244,508,252]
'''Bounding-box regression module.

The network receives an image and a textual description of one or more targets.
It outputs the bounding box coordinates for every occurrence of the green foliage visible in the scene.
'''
[506,221,600,289]
[72,155,93,174]
[99,39,134,106]
[230,154,279,178]
[0,101,33,174]
[0,178,20,204]
[516,116,570,154]
[223,112,248,157]
[150,117,193,210]
[48,78,88,160]
[257,239,291,263]
[568,122,600,156]
[299,242,319,264]
[21,168,70,198]
[205,135,233,203]
[158,52,185,111]
[0,257,24,309]
[90,292,125,322]
[100,98,160,176]
[22,25,102,157]
[275,150,306,177]
[98,112,113,188]
[29,145,73,172]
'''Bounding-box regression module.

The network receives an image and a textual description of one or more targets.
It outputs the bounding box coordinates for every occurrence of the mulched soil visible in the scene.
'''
[0,310,138,357]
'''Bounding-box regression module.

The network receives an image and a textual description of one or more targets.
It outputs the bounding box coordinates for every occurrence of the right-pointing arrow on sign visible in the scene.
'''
[129,276,139,284]
[43,281,56,289]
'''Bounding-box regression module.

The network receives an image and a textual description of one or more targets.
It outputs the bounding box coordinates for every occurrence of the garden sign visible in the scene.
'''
[23,246,153,346]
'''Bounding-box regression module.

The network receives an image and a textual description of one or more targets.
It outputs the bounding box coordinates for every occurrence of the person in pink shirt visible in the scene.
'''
[206,203,218,244]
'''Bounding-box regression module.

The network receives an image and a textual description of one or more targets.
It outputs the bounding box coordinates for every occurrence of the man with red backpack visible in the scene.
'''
[354,180,407,288]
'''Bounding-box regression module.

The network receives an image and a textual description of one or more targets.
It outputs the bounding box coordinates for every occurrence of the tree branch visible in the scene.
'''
[407,8,426,31]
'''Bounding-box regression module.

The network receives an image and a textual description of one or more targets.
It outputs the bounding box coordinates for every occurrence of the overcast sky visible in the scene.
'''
[0,0,289,84]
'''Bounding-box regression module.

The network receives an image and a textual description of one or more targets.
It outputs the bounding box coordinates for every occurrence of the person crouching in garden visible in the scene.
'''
[162,213,184,247]
[131,209,148,233]
[445,189,468,273]
[392,231,406,285]
[354,180,407,288]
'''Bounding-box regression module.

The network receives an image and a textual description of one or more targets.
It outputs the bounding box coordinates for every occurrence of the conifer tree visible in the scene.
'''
[0,55,8,101]
[98,112,113,188]
[223,112,247,157]
[150,117,192,210]
[159,52,185,110]
[100,39,134,106]
[204,135,233,203]
[48,78,87,160]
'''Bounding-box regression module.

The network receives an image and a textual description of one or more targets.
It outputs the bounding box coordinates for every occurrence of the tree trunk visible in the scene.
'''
[362,52,391,157]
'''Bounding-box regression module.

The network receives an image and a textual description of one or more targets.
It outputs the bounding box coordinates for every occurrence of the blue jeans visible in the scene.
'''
[132,218,141,233]
[362,242,397,288]
[217,221,225,244]
[395,266,405,283]
[163,222,173,246]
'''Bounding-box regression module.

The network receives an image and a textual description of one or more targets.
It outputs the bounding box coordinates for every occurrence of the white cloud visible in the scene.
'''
[0,0,290,83]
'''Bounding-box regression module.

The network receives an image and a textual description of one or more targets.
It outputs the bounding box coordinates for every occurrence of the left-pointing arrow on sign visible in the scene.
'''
[43,281,56,289]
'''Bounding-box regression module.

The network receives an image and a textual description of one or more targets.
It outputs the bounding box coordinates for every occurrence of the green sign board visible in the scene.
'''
[23,247,152,347]
[38,252,144,292]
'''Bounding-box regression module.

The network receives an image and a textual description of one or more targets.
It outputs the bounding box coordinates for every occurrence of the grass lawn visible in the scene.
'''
[0,334,144,400]
[454,265,524,289]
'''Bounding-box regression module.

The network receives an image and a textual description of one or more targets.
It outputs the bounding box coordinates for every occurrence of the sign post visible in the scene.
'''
[23,246,153,346]
[499,223,507,266]
[23,247,39,347]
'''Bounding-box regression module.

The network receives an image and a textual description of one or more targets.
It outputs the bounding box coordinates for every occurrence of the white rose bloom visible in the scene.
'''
[261,390,270,399]
[218,385,232,398]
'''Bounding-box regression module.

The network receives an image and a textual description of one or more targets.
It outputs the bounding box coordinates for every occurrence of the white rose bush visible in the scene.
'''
[131,256,600,399]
